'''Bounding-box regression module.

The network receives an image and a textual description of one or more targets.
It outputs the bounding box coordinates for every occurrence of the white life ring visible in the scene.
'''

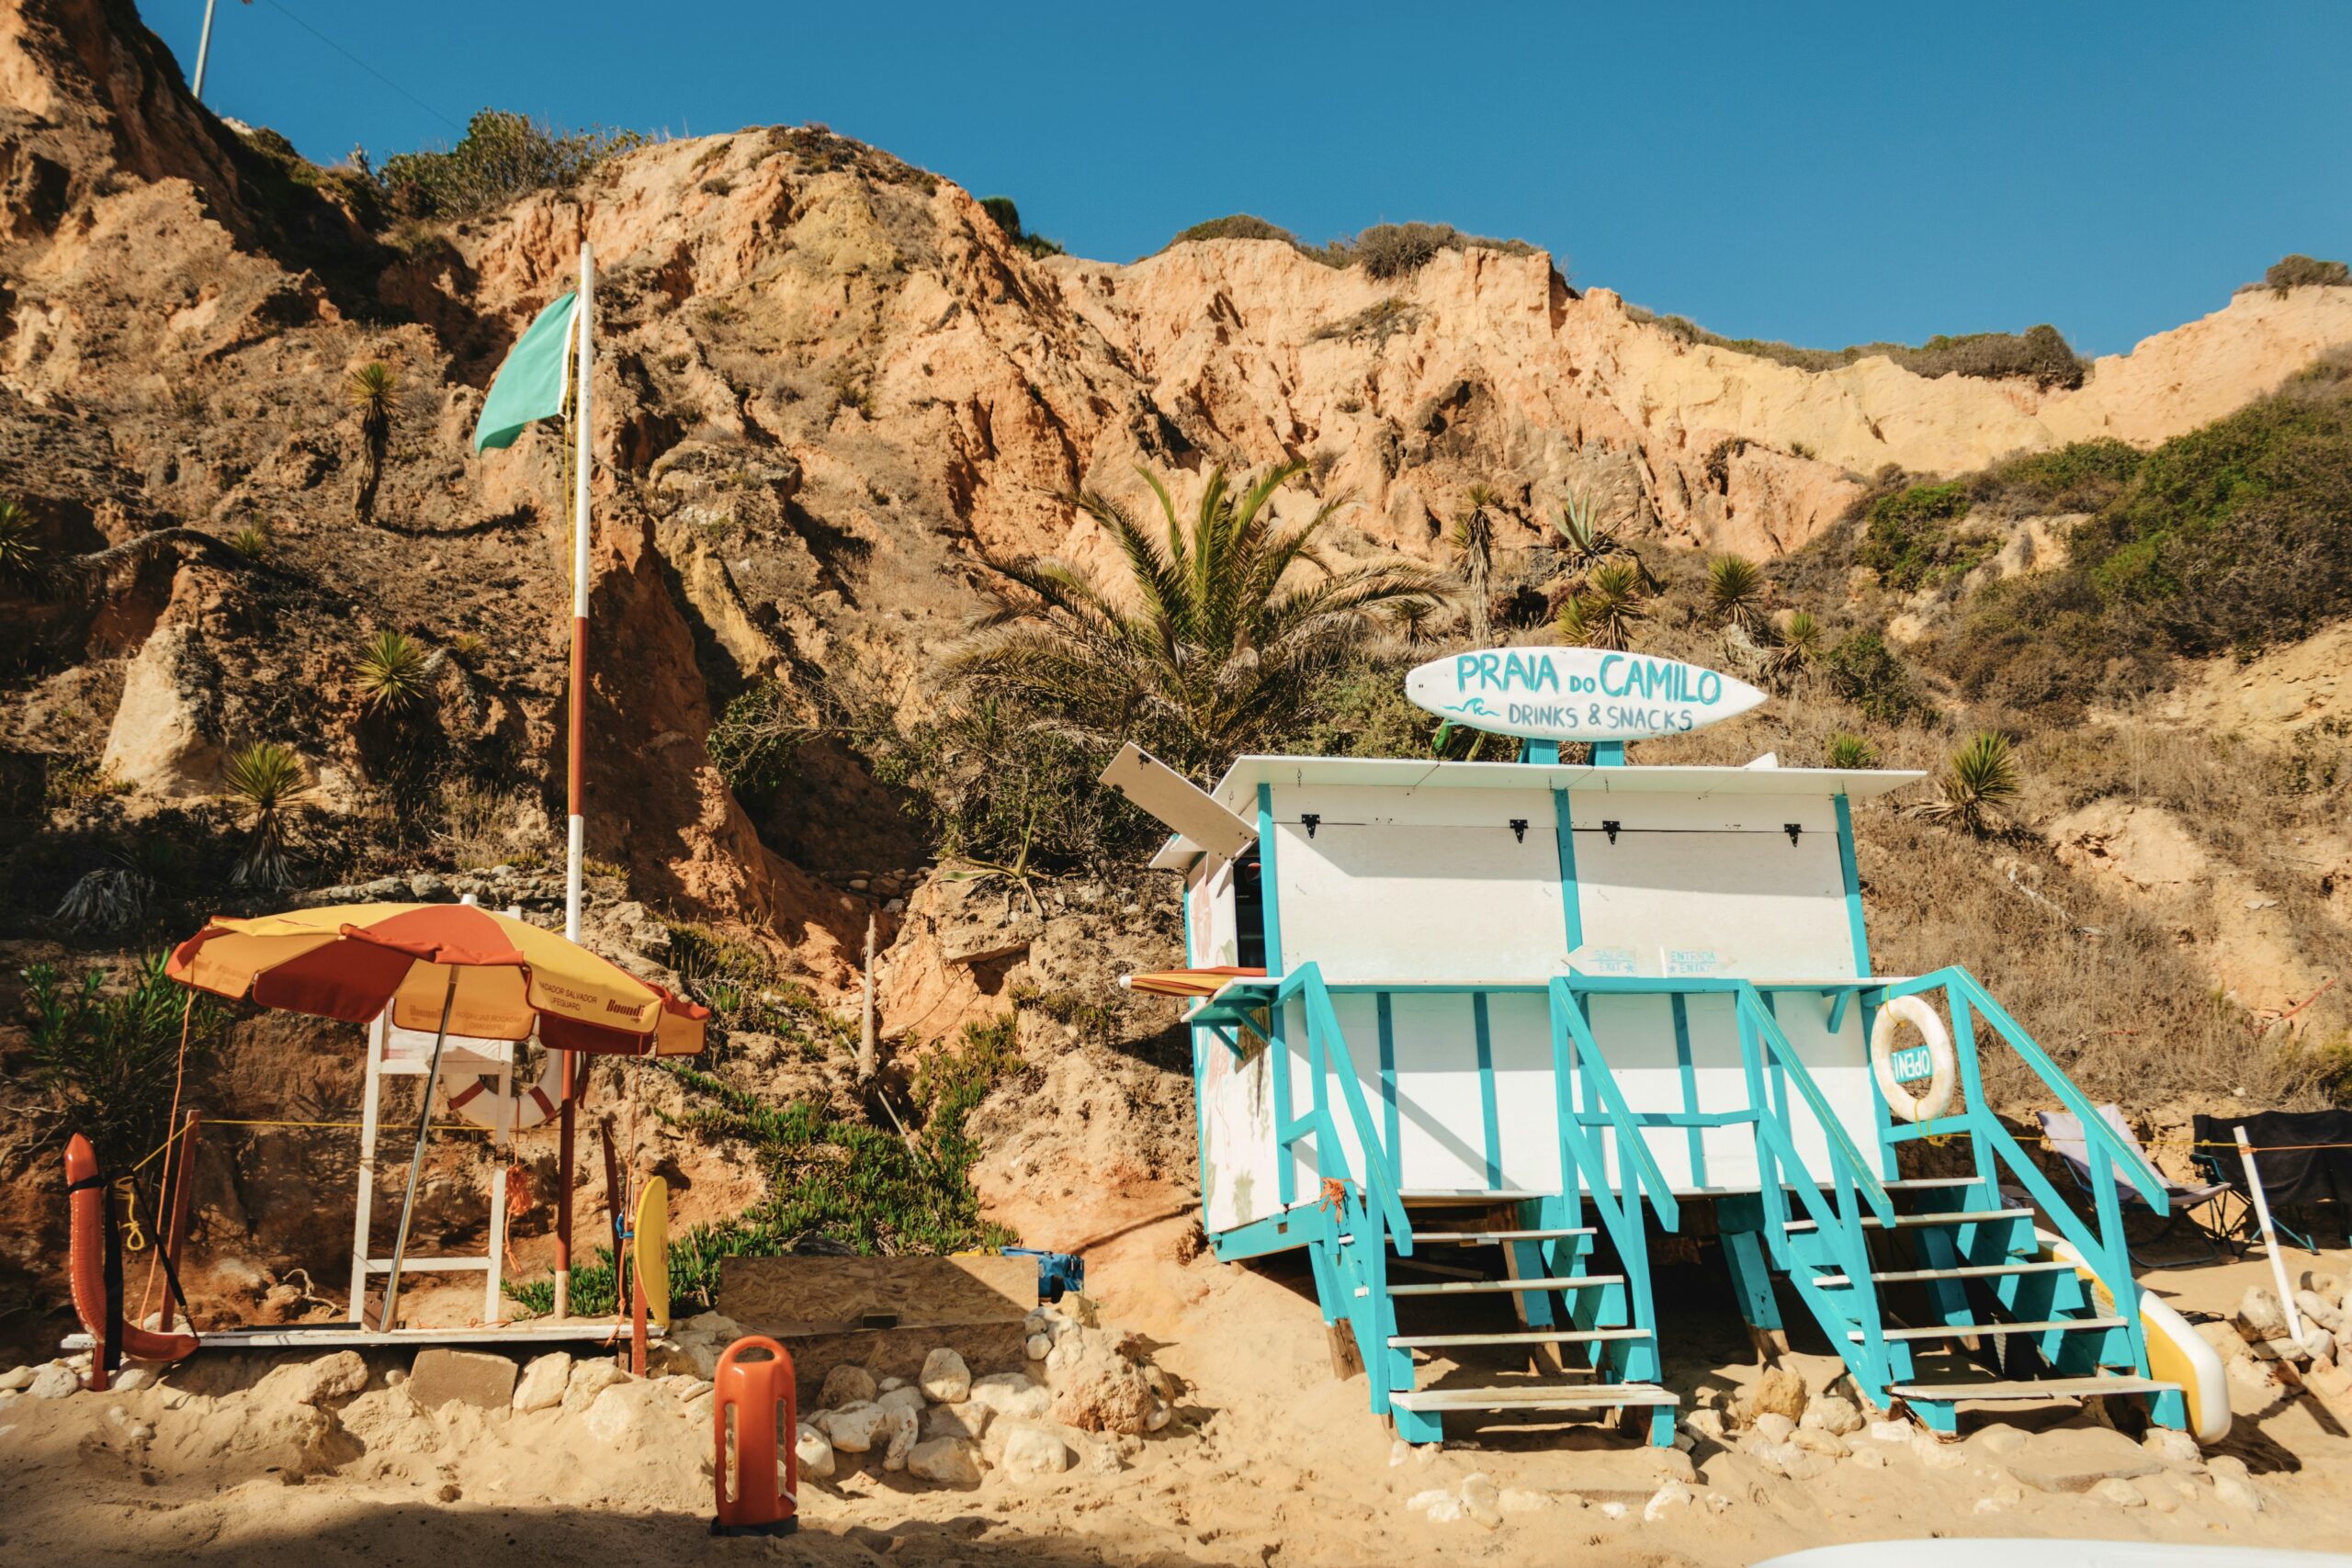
[446,1044,569,1132]
[1870,995,1958,1123]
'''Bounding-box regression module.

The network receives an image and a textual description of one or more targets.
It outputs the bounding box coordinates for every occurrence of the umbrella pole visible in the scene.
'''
[379,970,459,1332]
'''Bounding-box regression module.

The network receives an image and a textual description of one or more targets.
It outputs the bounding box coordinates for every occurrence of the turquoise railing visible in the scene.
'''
[1867,964,2165,1377]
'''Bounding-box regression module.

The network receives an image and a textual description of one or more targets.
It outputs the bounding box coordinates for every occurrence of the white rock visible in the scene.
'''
[2142,1427,2203,1467]
[997,1421,1071,1479]
[111,1366,156,1393]
[826,1402,887,1452]
[563,1359,629,1412]
[1801,1394,1864,1436]
[1025,1333,1053,1360]
[1500,1487,1552,1513]
[2301,1327,2337,1366]
[967,1371,1051,1422]
[1600,1501,1629,1519]
[924,1401,992,1441]
[881,1406,920,1471]
[906,1436,984,1484]
[796,1427,836,1480]
[254,1351,370,1408]
[2089,1477,2146,1507]
[1644,1480,1693,1522]
[1911,1432,1971,1471]
[1750,1412,1796,1443]
[29,1363,81,1399]
[2238,1285,2289,1340]
[0,1367,34,1392]
[1389,1439,1412,1468]
[1682,1408,1727,1442]
[584,1382,681,1452]
[1868,1418,1913,1442]
[2145,1479,2184,1515]
[878,1375,904,1392]
[876,1384,926,1416]
[1460,1472,1503,1529]
[1850,1447,1891,1470]
[1792,1427,1849,1459]
[2212,1473,2264,1512]
[1417,1492,1464,1523]
[1147,1399,1171,1432]
[920,1348,971,1404]
[818,1364,877,1408]
[661,1312,747,1379]
[513,1353,572,1414]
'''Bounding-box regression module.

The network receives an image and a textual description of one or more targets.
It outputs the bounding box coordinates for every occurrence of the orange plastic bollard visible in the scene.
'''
[711,1336,797,1537]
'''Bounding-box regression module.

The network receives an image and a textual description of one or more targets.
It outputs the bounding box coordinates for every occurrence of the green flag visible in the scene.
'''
[471,290,581,453]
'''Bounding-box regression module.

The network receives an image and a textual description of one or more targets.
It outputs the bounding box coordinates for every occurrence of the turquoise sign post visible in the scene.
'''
[1404,648,1768,744]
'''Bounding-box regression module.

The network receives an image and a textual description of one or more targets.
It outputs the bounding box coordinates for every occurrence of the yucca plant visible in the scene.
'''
[1915,731,2018,836]
[1706,554,1767,631]
[230,520,274,563]
[1452,491,1498,645]
[223,740,311,888]
[0,496,42,591]
[353,629,433,714]
[1387,598,1438,646]
[1824,732,1879,770]
[1781,608,1824,661]
[347,362,397,525]
[1562,559,1647,651]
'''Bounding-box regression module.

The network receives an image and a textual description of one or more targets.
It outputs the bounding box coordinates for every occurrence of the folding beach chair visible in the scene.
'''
[2037,1105,2233,1262]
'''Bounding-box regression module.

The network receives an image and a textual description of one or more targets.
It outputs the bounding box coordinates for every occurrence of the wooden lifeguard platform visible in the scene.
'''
[1114,649,2215,1447]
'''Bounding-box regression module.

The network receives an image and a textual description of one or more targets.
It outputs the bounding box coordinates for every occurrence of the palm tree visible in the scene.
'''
[223,741,312,887]
[347,362,396,525]
[945,461,1447,778]
[1559,560,1647,651]
[1452,487,1499,645]
[1706,553,1767,631]
[1914,731,2018,836]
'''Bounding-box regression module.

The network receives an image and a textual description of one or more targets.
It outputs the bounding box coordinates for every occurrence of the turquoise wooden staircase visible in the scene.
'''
[1193,964,2186,1444]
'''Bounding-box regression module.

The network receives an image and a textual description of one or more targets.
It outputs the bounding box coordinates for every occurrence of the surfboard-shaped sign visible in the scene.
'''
[1405,648,1767,744]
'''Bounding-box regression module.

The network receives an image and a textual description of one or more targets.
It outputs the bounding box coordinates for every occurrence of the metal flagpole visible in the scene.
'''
[191,0,221,101]
[553,241,594,1319]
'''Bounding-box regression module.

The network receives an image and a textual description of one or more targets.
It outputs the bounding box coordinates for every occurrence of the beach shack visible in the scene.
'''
[1109,648,2223,1446]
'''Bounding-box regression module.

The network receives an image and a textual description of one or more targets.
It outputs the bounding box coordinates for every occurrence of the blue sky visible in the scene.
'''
[153,1,2349,356]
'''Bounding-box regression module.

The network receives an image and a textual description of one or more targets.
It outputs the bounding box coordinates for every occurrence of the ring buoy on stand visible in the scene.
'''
[444,1041,568,1132]
[65,1134,198,1368]
[1870,995,1958,1122]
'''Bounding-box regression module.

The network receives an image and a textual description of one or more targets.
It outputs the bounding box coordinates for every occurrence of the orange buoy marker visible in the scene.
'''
[711,1337,797,1537]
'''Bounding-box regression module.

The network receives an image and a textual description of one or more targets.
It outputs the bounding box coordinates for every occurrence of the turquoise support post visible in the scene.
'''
[1376,992,1400,1187]
[1256,783,1283,973]
[1552,789,1582,953]
[1520,739,1561,763]
[1473,993,1502,1189]
[1592,741,1626,766]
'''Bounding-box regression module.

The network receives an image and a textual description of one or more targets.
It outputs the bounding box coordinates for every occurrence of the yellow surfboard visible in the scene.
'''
[632,1176,670,1334]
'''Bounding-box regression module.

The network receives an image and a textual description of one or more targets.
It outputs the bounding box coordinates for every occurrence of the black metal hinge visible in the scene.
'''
[1784,823,1804,846]
[1602,819,1621,845]
[1509,818,1529,842]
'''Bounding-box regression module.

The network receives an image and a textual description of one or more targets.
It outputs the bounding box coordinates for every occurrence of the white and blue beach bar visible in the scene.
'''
[1114,649,2224,1447]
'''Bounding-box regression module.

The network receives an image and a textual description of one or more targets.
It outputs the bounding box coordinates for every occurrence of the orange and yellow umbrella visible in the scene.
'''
[1118,965,1266,999]
[167,901,707,1055]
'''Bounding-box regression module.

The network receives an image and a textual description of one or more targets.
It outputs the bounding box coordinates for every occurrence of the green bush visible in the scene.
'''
[2246,254,2350,295]
[1162,214,1306,252]
[1855,482,1993,591]
[1966,438,2143,517]
[378,110,645,220]
[26,953,222,1165]
[1330,221,1537,280]
[978,195,1065,259]
[707,680,808,802]
[1626,309,2087,389]
[1821,629,1927,725]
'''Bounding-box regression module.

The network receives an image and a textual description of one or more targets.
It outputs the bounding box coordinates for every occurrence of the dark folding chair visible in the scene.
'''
[2037,1105,2233,1263]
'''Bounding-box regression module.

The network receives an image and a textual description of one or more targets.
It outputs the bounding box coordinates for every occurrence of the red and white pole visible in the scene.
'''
[554,240,594,1319]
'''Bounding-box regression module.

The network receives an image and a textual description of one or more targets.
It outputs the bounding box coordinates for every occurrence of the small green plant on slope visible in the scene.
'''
[945,460,1445,780]
[346,363,396,525]
[1781,609,1825,661]
[1914,731,2018,836]
[2249,254,2350,296]
[25,953,221,1164]
[1557,559,1647,651]
[1824,732,1879,770]
[352,630,433,715]
[1857,481,1994,592]
[0,497,42,591]
[378,109,645,220]
[223,740,311,888]
[1452,491,1498,646]
[1705,553,1767,631]
[1822,629,1926,726]
[229,520,274,563]
[1554,487,1616,569]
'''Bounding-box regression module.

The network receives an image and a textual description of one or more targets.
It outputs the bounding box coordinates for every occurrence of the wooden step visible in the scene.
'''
[1399,1189,1547,1205]
[1813,1260,2079,1288]
[1891,1374,2177,1403]
[1883,1177,1982,1190]
[1388,1274,1623,1297]
[1391,1327,1650,1348]
[1340,1227,1595,1247]
[1786,1207,2024,1235]
[1848,1315,2125,1344]
[1392,1383,1678,1413]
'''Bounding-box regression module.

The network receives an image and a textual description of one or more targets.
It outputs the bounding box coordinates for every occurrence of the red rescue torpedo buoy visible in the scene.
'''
[65,1134,198,1372]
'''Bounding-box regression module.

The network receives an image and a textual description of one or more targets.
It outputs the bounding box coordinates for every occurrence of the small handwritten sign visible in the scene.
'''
[1661,948,1722,978]
[1580,947,1638,977]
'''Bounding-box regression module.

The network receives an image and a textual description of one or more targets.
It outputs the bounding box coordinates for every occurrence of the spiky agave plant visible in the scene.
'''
[223,740,311,888]
[1706,553,1767,631]
[1781,608,1824,661]
[1824,731,1879,770]
[1915,731,2018,836]
[0,497,42,591]
[1569,560,1647,651]
[230,520,274,563]
[1554,486,1617,568]
[352,629,433,715]
[347,362,397,525]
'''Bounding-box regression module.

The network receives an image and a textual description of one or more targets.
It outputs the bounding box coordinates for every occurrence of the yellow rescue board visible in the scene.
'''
[632,1176,670,1334]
